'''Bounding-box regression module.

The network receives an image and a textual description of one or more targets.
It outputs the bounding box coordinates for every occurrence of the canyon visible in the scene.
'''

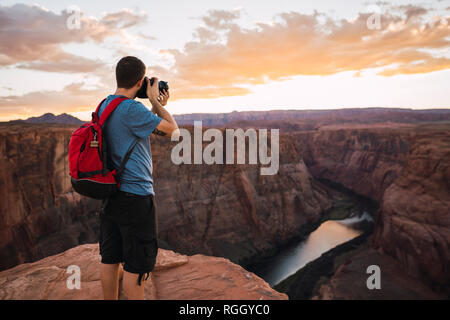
[298,123,449,296]
[274,122,450,298]
[0,109,448,299]
[0,123,337,271]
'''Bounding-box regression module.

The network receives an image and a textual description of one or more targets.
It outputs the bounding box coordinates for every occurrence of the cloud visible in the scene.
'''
[0,4,149,120]
[201,9,241,30]
[397,4,428,21]
[0,82,109,120]
[16,54,105,73]
[157,5,449,100]
[1,3,449,119]
[0,4,147,72]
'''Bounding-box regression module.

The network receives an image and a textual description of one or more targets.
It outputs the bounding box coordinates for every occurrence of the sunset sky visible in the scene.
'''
[0,0,449,121]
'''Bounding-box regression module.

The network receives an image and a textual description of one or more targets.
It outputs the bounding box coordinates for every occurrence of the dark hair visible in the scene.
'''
[115,56,146,89]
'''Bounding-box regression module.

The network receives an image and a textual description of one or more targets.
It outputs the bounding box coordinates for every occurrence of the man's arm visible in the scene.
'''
[151,102,178,138]
[146,77,179,138]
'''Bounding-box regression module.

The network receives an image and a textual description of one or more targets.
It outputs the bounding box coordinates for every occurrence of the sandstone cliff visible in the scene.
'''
[0,244,287,300]
[297,123,450,294]
[292,125,413,201]
[275,235,443,299]
[372,124,450,292]
[274,122,450,297]
[313,245,444,299]
[151,130,334,266]
[0,124,101,271]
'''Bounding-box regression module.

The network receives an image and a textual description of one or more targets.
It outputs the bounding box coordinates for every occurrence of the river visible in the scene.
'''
[253,212,374,287]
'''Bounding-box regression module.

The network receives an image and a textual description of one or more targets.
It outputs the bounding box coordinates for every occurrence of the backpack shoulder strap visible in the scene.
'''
[92,98,106,123]
[98,96,129,127]
[94,98,106,116]
[116,138,139,179]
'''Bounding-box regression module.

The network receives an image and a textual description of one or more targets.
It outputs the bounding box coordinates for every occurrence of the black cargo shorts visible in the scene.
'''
[99,190,158,285]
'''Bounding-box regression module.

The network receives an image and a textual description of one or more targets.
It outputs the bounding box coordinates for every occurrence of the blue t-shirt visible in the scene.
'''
[98,95,162,196]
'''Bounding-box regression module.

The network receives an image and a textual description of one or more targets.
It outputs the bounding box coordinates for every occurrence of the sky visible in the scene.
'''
[0,0,449,121]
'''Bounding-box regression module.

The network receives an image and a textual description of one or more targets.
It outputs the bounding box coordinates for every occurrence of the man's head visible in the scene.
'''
[116,56,146,92]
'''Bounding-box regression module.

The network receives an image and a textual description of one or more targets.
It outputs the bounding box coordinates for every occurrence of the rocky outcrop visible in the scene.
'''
[0,244,287,300]
[313,245,443,300]
[275,234,444,300]
[0,124,101,271]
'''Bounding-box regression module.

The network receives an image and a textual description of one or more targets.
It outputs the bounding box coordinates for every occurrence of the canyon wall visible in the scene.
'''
[0,125,101,271]
[142,130,335,266]
[371,124,450,292]
[291,125,413,201]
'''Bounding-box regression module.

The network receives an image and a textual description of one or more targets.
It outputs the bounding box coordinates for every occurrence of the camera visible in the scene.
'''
[136,76,169,99]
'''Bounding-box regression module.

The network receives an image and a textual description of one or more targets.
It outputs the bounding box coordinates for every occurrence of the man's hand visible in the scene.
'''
[146,77,178,139]
[146,77,160,105]
[157,89,169,107]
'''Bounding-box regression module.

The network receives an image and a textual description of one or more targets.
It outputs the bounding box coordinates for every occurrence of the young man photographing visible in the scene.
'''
[98,56,178,300]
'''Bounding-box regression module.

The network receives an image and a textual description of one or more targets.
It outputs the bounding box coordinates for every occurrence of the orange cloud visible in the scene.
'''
[1,4,449,119]
[158,6,449,100]
[0,4,147,119]
[0,83,109,120]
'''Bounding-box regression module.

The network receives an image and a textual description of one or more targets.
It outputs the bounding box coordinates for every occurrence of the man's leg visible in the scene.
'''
[101,263,121,300]
[99,194,124,300]
[122,271,146,300]
[120,194,158,300]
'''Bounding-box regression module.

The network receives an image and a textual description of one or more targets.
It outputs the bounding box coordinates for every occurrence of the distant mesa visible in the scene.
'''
[173,108,450,127]
[9,113,84,125]
[5,107,450,128]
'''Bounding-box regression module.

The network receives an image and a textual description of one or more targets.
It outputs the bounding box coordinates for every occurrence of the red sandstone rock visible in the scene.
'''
[293,125,413,201]
[0,244,287,300]
[0,125,101,271]
[372,124,450,292]
[313,246,443,300]
[292,123,450,295]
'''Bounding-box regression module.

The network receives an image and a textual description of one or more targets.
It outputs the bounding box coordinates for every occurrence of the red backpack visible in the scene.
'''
[69,96,137,199]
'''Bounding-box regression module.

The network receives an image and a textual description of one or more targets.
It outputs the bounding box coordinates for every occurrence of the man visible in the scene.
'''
[97,56,178,300]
